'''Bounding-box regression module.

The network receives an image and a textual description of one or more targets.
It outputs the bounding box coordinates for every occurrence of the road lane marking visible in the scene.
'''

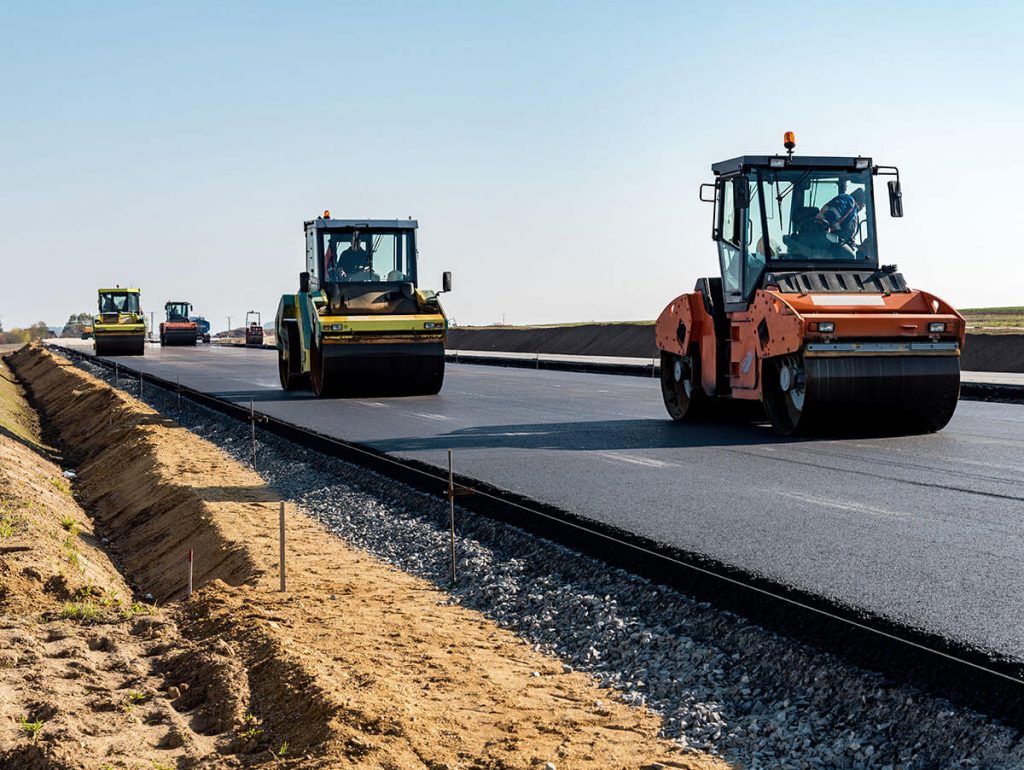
[356,401,389,408]
[596,452,673,468]
[776,490,905,518]
[409,412,450,421]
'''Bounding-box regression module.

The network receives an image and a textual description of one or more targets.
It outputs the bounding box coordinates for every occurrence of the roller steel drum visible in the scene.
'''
[763,355,961,435]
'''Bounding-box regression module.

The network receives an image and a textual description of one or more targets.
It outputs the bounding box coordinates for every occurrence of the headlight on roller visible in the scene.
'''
[928,322,946,333]
[817,322,835,333]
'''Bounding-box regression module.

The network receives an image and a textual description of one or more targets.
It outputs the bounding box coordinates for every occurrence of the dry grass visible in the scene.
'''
[961,306,1024,334]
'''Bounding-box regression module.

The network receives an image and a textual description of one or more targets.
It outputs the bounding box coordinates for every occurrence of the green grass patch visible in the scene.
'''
[0,359,45,450]
[18,715,44,740]
[48,476,71,495]
[961,306,1024,315]
[58,600,99,622]
[122,600,154,619]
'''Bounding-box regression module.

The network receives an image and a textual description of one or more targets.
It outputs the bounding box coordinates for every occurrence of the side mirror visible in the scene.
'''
[299,271,310,293]
[400,281,415,299]
[888,180,903,218]
[442,271,452,293]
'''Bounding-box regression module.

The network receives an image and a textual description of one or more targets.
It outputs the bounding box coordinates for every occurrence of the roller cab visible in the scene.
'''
[276,214,452,397]
[656,136,964,435]
[159,301,198,346]
[94,287,146,356]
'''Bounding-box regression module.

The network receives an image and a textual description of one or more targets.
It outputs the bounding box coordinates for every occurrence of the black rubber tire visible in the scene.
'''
[310,341,339,398]
[660,350,705,421]
[278,327,311,391]
[423,362,445,395]
[762,356,806,436]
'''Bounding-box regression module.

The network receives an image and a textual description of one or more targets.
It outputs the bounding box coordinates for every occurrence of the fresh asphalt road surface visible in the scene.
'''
[60,340,1024,663]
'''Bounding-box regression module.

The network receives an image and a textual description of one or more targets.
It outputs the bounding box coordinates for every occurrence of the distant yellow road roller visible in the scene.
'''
[275,214,452,397]
[94,287,146,356]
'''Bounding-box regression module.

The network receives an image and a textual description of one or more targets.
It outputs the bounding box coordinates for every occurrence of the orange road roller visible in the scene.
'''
[656,134,964,435]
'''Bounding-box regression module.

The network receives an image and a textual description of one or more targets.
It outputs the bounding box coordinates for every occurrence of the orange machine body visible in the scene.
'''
[656,285,965,401]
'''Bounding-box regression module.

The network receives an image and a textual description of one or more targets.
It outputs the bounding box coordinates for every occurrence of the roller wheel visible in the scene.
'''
[277,333,306,391]
[763,355,809,435]
[660,350,705,421]
[423,363,445,395]
[310,341,340,397]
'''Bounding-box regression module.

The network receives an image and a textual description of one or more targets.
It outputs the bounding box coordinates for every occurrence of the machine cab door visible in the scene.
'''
[716,177,746,312]
[716,175,767,313]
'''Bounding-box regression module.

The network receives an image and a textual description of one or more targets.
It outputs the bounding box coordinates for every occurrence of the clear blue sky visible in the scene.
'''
[2,1,1022,330]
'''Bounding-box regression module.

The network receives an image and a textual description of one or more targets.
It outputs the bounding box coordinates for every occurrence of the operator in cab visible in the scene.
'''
[815,187,866,251]
[326,232,375,282]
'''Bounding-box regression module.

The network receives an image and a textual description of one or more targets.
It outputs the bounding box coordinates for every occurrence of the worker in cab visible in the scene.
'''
[338,233,371,278]
[815,187,866,246]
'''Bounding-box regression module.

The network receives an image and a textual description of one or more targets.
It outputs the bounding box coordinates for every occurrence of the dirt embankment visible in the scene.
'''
[0,356,217,769]
[449,325,1024,373]
[5,345,727,770]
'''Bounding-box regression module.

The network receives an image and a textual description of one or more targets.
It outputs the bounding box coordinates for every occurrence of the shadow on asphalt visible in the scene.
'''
[371,418,786,452]
[211,389,316,403]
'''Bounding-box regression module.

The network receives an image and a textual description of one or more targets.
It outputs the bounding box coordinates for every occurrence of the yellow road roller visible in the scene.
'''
[275,213,451,396]
[94,287,146,356]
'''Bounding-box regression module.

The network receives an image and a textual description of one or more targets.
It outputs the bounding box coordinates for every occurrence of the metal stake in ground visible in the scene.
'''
[187,548,193,599]
[250,399,257,470]
[279,501,286,592]
[139,366,143,399]
[114,362,119,388]
[177,377,181,412]
[448,449,457,585]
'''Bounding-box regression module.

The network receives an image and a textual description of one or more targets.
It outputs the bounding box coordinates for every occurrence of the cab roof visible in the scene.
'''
[304,218,418,230]
[712,155,873,176]
[98,287,140,293]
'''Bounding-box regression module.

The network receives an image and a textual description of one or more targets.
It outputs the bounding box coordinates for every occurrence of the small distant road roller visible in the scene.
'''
[245,311,264,347]
[159,301,199,346]
[276,213,452,397]
[93,287,146,356]
[656,133,964,435]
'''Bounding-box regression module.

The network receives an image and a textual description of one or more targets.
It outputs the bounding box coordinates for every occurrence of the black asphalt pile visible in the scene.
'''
[961,333,1024,372]
[449,323,657,358]
[449,324,1024,373]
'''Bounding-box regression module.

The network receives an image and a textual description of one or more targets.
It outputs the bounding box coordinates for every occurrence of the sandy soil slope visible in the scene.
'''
[5,345,727,770]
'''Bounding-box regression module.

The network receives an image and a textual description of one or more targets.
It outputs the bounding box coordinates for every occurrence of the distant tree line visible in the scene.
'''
[0,312,93,344]
[0,321,51,344]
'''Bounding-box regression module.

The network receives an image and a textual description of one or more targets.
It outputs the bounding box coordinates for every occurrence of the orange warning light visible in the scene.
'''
[783,131,796,150]
[323,210,331,218]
